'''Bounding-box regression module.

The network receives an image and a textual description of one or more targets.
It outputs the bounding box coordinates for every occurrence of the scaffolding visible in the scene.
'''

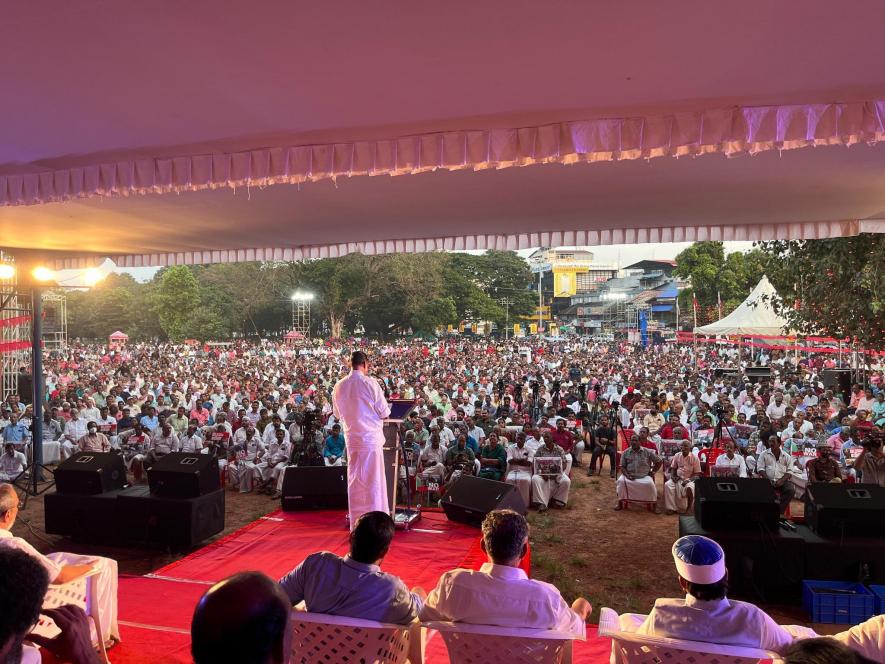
[291,298,311,337]
[1,255,31,400]
[41,290,68,350]
[600,300,650,336]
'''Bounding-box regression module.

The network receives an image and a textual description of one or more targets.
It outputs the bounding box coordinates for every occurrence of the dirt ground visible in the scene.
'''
[12,467,820,628]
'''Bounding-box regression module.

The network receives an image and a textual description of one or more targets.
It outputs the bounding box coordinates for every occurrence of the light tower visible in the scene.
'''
[290,291,314,337]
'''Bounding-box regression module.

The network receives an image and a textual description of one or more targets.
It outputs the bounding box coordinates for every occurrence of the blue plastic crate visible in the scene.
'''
[869,585,885,614]
[802,580,875,625]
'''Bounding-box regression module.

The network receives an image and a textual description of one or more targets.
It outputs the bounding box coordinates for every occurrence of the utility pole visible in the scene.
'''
[497,297,513,339]
[538,269,544,334]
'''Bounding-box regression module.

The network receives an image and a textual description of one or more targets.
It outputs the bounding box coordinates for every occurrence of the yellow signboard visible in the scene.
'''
[513,324,521,335]
[529,323,538,335]
[552,267,579,297]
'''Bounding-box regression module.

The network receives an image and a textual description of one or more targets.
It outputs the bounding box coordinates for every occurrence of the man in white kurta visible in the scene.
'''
[0,484,120,645]
[332,351,391,528]
[664,440,702,515]
[615,435,662,511]
[505,433,535,508]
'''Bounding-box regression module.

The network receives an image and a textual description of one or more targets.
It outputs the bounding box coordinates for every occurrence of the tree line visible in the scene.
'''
[65,250,537,342]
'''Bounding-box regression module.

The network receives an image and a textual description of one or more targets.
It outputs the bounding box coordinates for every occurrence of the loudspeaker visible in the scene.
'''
[147,452,220,498]
[281,465,348,511]
[714,367,740,379]
[745,366,772,384]
[806,483,885,537]
[694,477,779,531]
[54,452,126,495]
[441,476,527,527]
[117,485,225,548]
[821,369,852,398]
[44,489,125,540]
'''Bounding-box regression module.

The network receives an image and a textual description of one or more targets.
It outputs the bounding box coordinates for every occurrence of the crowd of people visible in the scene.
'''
[1,336,884,662]
[2,337,883,517]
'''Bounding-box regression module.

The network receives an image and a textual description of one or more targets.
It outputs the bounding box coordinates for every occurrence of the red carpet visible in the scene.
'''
[111,508,610,663]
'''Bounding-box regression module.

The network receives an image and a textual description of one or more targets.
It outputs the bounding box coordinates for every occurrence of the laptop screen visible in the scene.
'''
[387,399,418,421]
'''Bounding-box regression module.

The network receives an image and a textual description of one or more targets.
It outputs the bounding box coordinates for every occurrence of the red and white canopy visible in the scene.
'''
[1,1,884,267]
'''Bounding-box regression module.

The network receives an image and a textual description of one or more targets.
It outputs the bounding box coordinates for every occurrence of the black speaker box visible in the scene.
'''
[54,451,126,495]
[745,366,772,384]
[117,485,225,548]
[821,368,852,397]
[694,477,779,531]
[281,465,349,511]
[147,452,220,498]
[44,489,125,540]
[441,475,527,527]
[806,483,885,537]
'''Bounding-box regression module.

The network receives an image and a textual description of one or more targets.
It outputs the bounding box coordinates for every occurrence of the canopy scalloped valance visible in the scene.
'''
[5,100,885,209]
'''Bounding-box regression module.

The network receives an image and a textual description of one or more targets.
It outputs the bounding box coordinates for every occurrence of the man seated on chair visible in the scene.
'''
[664,440,701,515]
[0,484,120,647]
[634,535,814,653]
[278,511,425,624]
[420,509,589,636]
[504,432,534,507]
[417,433,446,484]
[530,432,570,512]
[755,435,797,515]
[614,434,662,513]
[713,440,748,477]
[0,442,27,482]
[322,424,345,466]
[0,549,101,664]
[806,440,842,484]
[192,571,292,664]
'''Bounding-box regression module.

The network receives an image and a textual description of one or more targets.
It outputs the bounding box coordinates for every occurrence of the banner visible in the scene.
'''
[0,314,31,329]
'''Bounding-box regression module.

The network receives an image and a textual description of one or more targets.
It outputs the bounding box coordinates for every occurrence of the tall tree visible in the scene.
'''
[152,266,200,341]
[757,235,885,348]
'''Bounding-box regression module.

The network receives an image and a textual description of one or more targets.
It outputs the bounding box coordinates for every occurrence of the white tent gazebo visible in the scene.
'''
[694,276,792,337]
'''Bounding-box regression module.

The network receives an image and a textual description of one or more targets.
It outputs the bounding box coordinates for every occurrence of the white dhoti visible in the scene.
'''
[46,552,120,644]
[346,442,389,528]
[506,469,533,507]
[530,474,571,507]
[616,475,657,503]
[324,457,344,467]
[571,441,585,466]
[419,464,446,482]
[274,462,291,491]
[228,461,257,493]
[60,440,77,461]
[664,479,695,513]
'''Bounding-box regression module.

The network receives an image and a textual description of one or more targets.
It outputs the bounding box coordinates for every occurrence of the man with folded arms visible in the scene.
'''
[421,509,589,635]
[279,511,424,624]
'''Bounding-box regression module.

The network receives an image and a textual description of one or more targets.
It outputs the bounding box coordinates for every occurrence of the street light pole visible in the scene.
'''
[497,297,512,340]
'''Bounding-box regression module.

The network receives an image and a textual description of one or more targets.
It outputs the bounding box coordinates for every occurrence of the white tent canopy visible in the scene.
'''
[1,2,885,268]
[694,276,793,337]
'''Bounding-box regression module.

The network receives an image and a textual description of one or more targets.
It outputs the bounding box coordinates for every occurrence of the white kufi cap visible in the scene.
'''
[672,535,726,585]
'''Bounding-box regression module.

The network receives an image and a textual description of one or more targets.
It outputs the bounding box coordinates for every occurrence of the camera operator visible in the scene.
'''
[854,430,885,486]
[589,414,617,478]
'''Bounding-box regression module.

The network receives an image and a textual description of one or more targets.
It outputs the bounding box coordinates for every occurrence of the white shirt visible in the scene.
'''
[506,444,534,472]
[179,432,204,453]
[0,450,27,474]
[834,614,885,662]
[638,594,802,653]
[714,452,748,478]
[756,448,796,483]
[332,370,391,447]
[63,418,88,443]
[766,400,787,420]
[420,562,585,637]
[0,528,62,580]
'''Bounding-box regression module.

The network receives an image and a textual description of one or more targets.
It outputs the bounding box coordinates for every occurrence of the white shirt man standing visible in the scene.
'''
[332,351,392,528]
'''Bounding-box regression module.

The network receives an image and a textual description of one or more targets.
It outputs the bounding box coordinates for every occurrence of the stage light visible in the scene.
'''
[291,291,314,301]
[0,264,14,280]
[31,266,55,282]
[84,268,105,286]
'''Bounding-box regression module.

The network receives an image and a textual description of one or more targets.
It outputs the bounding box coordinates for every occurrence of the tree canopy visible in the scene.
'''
[65,250,536,342]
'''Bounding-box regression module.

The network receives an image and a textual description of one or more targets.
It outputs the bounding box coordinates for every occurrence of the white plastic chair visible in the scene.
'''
[423,620,581,664]
[291,610,423,664]
[32,568,109,664]
[598,606,779,664]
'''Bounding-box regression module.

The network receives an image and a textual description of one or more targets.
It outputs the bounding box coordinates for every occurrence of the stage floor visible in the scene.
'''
[111,508,611,663]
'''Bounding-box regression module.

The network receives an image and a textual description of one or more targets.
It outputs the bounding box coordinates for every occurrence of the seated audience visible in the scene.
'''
[420,509,589,635]
[0,442,27,481]
[191,571,291,664]
[477,432,507,480]
[806,441,842,484]
[504,432,534,507]
[417,433,447,484]
[530,432,570,512]
[755,435,796,514]
[589,414,617,477]
[664,440,701,515]
[635,535,814,652]
[278,511,424,624]
[712,440,747,477]
[615,434,662,512]
[0,484,120,646]
[323,423,345,466]
[854,429,885,486]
